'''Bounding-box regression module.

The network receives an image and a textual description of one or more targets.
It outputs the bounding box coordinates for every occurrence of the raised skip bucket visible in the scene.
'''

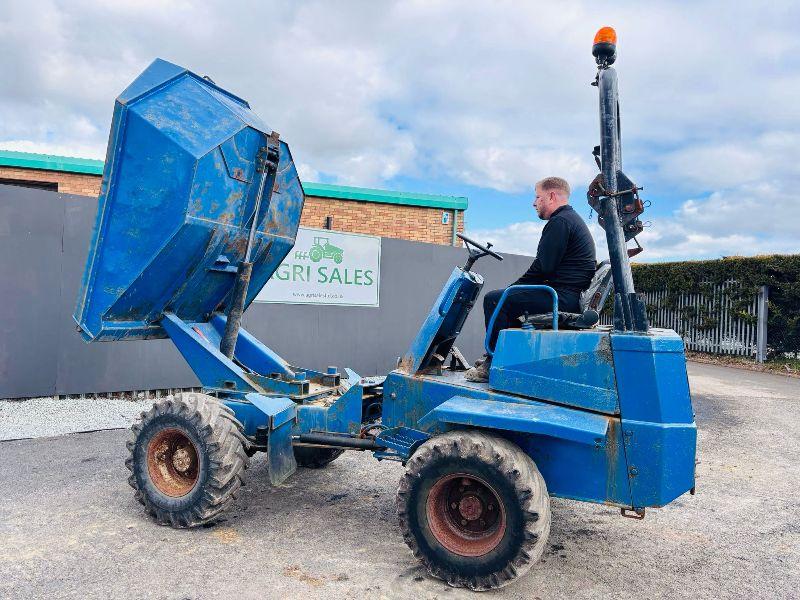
[74,59,304,342]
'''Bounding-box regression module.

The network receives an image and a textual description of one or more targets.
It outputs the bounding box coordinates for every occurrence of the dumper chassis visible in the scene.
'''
[75,29,697,591]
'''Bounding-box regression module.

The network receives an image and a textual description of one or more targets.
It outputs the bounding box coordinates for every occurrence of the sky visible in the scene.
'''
[1,0,798,261]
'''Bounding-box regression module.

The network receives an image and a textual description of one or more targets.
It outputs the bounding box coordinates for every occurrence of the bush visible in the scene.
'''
[630,255,800,358]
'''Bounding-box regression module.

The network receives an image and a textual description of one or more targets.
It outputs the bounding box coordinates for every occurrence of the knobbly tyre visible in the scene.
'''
[74,28,696,591]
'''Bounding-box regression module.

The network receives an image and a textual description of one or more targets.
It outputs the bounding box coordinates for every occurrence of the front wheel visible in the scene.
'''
[125,393,249,528]
[397,430,550,591]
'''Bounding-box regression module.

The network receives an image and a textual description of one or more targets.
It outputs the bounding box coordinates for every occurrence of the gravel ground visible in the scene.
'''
[1,362,798,599]
[0,396,153,441]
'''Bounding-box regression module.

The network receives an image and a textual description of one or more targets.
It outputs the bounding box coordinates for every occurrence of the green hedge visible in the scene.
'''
[630,255,800,357]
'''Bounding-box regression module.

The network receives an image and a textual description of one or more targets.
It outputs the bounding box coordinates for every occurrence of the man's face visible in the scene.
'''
[533,186,554,220]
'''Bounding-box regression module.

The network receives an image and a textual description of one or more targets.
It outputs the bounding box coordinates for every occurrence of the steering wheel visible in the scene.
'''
[457,233,503,260]
[457,233,503,271]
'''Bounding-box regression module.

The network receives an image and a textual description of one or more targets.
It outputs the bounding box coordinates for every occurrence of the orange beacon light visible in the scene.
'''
[592,26,617,66]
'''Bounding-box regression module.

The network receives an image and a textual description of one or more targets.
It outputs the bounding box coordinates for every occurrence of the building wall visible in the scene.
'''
[301,195,464,245]
[0,167,466,246]
[0,166,102,196]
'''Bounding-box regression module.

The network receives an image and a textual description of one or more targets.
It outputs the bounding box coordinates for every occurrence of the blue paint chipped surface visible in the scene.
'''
[74,58,304,342]
[418,395,609,445]
[491,328,620,414]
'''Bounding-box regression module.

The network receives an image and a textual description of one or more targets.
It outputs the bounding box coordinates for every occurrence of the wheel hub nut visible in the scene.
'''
[458,494,483,521]
[172,446,193,473]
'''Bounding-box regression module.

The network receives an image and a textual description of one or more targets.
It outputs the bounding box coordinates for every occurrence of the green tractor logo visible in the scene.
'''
[309,236,344,264]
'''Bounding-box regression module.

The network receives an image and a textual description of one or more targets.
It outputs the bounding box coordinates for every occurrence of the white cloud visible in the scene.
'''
[470,179,800,263]
[0,1,798,260]
[466,220,546,257]
[0,139,105,159]
[658,132,800,191]
[675,181,800,238]
[467,219,609,259]
[0,1,420,186]
[295,162,320,183]
[448,145,594,194]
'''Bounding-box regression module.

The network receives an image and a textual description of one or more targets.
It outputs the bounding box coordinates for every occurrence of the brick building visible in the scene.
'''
[0,150,103,195]
[0,150,466,246]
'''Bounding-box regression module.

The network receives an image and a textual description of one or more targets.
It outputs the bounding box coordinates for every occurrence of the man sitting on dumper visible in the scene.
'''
[466,176,596,383]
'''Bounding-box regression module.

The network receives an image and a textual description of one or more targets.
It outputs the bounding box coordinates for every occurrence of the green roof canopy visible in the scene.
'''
[0,150,468,211]
[0,150,104,175]
[301,182,467,211]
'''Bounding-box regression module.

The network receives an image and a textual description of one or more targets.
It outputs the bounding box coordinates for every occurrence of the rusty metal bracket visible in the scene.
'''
[587,172,646,243]
[256,131,281,174]
[620,507,646,520]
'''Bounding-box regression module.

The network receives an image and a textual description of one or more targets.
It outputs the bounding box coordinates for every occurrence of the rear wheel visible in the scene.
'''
[125,393,249,528]
[397,430,550,590]
[293,446,344,468]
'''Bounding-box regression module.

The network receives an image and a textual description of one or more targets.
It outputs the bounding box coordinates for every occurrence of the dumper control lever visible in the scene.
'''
[457,232,503,272]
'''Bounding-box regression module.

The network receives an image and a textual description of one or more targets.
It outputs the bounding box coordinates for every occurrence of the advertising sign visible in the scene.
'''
[255,228,381,307]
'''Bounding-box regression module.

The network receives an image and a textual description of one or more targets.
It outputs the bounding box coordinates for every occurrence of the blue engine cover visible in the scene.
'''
[74,58,305,342]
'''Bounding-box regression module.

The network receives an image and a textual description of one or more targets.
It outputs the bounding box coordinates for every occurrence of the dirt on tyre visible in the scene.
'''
[125,392,249,528]
[294,446,344,468]
[397,430,550,591]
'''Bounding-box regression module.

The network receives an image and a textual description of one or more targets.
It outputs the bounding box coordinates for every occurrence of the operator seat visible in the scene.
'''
[519,260,612,330]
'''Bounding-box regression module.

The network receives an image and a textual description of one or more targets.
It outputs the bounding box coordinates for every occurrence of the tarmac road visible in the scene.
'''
[1,362,799,599]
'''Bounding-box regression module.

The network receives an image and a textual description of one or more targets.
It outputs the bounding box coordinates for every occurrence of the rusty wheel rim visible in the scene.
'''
[146,428,200,497]
[426,473,507,557]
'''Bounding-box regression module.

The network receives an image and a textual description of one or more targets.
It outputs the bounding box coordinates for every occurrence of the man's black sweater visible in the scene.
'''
[515,205,596,293]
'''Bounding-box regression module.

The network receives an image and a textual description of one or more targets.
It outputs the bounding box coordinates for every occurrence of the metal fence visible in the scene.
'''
[602,283,769,361]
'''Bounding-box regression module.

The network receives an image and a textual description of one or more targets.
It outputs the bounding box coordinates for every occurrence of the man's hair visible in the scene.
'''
[537,176,571,197]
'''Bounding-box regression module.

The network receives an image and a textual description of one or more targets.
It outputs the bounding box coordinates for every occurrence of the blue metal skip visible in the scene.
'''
[74,58,305,342]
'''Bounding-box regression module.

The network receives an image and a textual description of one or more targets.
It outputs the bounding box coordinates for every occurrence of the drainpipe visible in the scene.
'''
[451,209,458,246]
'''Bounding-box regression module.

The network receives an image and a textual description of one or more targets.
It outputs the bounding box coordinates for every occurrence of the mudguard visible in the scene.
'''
[224,393,297,485]
[417,395,610,445]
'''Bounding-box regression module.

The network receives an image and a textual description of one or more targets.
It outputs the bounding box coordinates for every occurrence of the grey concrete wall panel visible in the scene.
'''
[0,185,533,398]
[0,186,63,397]
[56,196,197,394]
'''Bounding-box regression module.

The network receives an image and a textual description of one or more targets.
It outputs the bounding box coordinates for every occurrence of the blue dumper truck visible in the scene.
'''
[74,28,696,590]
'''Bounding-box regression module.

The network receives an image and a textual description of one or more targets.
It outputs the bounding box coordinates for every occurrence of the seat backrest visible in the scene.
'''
[580,261,613,313]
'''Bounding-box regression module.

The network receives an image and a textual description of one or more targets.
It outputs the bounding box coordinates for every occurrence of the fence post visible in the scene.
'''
[756,285,769,363]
